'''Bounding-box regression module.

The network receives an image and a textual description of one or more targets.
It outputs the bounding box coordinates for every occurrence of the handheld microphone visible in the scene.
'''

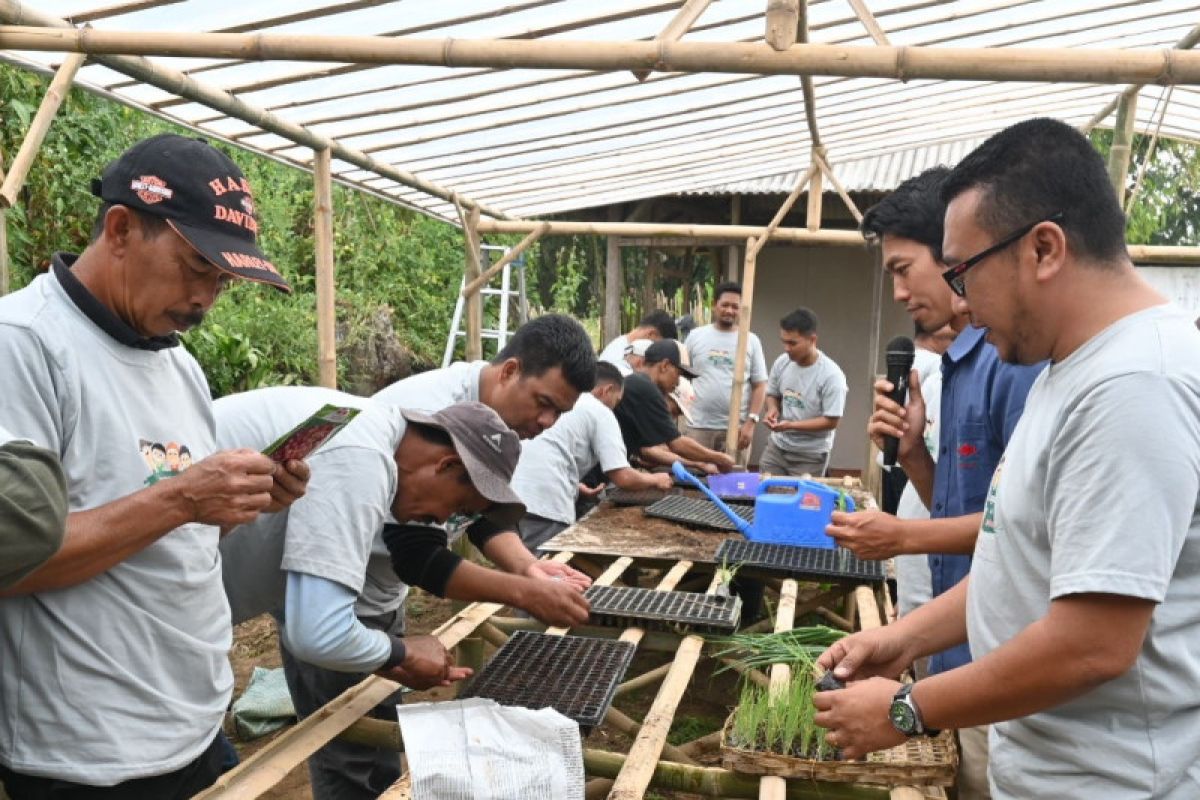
[882,336,916,467]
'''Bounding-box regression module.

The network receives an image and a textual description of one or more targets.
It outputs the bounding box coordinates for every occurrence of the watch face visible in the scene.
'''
[889,701,917,734]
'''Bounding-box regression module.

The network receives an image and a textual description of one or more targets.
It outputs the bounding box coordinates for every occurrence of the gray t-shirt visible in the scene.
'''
[0,269,228,784]
[511,393,629,525]
[214,386,374,624]
[370,362,488,611]
[967,305,1200,799]
[684,324,768,428]
[765,351,848,454]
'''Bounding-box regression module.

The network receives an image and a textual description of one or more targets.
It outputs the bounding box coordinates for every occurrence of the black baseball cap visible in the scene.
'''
[401,402,526,528]
[91,134,290,293]
[644,339,698,380]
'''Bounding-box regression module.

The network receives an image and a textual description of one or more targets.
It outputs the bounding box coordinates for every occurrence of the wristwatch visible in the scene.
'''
[889,683,939,737]
[747,412,761,424]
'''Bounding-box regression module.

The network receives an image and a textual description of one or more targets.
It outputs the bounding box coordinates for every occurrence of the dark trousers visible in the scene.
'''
[279,609,407,800]
[0,733,224,800]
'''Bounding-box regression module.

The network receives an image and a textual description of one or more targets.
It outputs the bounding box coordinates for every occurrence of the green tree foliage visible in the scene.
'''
[0,64,474,396]
[1090,128,1200,246]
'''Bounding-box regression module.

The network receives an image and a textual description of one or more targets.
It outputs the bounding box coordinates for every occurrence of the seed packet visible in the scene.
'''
[262,404,360,463]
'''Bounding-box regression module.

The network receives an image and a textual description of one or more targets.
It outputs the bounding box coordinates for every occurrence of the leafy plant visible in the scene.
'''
[712,626,847,674]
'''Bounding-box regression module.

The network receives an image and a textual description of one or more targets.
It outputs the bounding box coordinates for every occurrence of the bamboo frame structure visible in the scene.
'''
[313,147,337,388]
[7,26,1200,85]
[461,222,547,298]
[1107,91,1139,206]
[478,218,865,246]
[632,0,714,82]
[0,51,85,209]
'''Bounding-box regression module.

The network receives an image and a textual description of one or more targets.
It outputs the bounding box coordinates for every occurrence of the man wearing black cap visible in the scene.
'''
[614,339,736,473]
[0,135,308,798]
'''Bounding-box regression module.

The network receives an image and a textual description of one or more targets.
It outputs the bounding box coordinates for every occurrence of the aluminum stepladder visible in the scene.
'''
[442,244,529,367]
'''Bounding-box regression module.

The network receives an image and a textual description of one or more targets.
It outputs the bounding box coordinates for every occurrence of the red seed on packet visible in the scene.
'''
[262,405,360,463]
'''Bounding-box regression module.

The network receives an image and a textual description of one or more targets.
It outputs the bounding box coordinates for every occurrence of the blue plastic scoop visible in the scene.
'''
[670,462,754,537]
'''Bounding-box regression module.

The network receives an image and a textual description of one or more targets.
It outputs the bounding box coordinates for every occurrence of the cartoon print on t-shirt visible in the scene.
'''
[142,437,196,485]
[981,455,1004,536]
[706,348,734,369]
[782,388,806,412]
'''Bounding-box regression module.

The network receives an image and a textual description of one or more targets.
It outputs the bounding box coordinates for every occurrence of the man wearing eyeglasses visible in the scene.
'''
[824,165,1044,799]
[815,119,1200,799]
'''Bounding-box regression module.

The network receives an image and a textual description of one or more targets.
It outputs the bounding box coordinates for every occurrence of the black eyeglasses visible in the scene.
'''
[942,212,1064,298]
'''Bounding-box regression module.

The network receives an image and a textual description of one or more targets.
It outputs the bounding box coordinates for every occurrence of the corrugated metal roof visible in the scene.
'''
[4,1,1200,221]
[681,137,984,195]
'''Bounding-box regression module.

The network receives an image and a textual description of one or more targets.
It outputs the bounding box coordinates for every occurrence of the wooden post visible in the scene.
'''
[760,579,799,800]
[806,152,824,232]
[724,237,758,455]
[0,52,86,209]
[726,194,742,282]
[313,147,337,388]
[865,250,885,478]
[0,156,8,296]
[604,206,622,342]
[765,0,800,51]
[455,200,484,361]
[1107,90,1138,207]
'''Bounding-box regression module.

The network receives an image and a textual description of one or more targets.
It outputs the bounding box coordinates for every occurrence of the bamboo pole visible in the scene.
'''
[815,151,865,225]
[607,572,720,799]
[614,661,672,697]
[0,51,85,209]
[313,147,337,388]
[807,153,824,232]
[845,0,891,46]
[1083,21,1200,132]
[461,222,546,298]
[1107,90,1138,207]
[604,206,622,343]
[7,25,1200,85]
[67,0,183,23]
[0,2,509,221]
[483,218,864,246]
[765,0,800,51]
[0,155,7,296]
[633,0,714,81]
[724,237,759,455]
[760,579,799,800]
[454,201,484,361]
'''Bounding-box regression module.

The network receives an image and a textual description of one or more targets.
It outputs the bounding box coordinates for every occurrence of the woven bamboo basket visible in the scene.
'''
[719,712,957,786]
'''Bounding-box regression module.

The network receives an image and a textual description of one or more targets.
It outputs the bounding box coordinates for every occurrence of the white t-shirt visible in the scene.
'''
[684,324,768,428]
[967,305,1200,799]
[894,346,943,616]
[0,267,228,784]
[765,350,848,454]
[511,393,629,525]
[214,386,373,624]
[598,334,632,375]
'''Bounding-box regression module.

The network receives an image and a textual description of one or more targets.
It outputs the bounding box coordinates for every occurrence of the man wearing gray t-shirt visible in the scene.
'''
[0,136,308,798]
[760,307,848,477]
[512,362,673,549]
[684,281,769,453]
[816,119,1200,800]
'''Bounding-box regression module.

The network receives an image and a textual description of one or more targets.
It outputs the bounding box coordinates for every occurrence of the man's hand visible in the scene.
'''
[577,482,606,500]
[525,559,592,591]
[648,472,674,491]
[712,452,736,473]
[826,509,908,560]
[517,577,591,627]
[175,449,276,527]
[378,634,472,690]
[867,369,925,463]
[812,678,907,760]
[698,461,720,475]
[266,459,310,513]
[738,420,755,451]
[763,408,780,427]
[817,626,915,683]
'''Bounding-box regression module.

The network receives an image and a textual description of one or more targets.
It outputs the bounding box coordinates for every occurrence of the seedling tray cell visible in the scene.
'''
[644,494,755,531]
[715,539,885,584]
[462,631,635,732]
[584,585,742,634]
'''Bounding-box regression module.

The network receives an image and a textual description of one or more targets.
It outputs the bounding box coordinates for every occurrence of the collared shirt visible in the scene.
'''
[52,253,179,351]
[927,324,1044,674]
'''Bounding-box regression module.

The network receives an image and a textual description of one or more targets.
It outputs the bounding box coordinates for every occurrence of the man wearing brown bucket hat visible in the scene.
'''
[0,134,309,799]
[215,392,550,798]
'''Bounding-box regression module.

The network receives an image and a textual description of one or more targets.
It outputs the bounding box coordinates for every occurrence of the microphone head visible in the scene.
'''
[885,336,915,368]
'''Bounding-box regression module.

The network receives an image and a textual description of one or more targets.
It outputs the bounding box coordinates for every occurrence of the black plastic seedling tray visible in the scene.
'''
[606,487,677,506]
[584,585,742,634]
[461,631,635,733]
[714,539,885,584]
[644,494,755,531]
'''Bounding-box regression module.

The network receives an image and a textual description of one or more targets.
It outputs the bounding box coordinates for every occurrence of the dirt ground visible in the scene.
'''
[227,585,742,800]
